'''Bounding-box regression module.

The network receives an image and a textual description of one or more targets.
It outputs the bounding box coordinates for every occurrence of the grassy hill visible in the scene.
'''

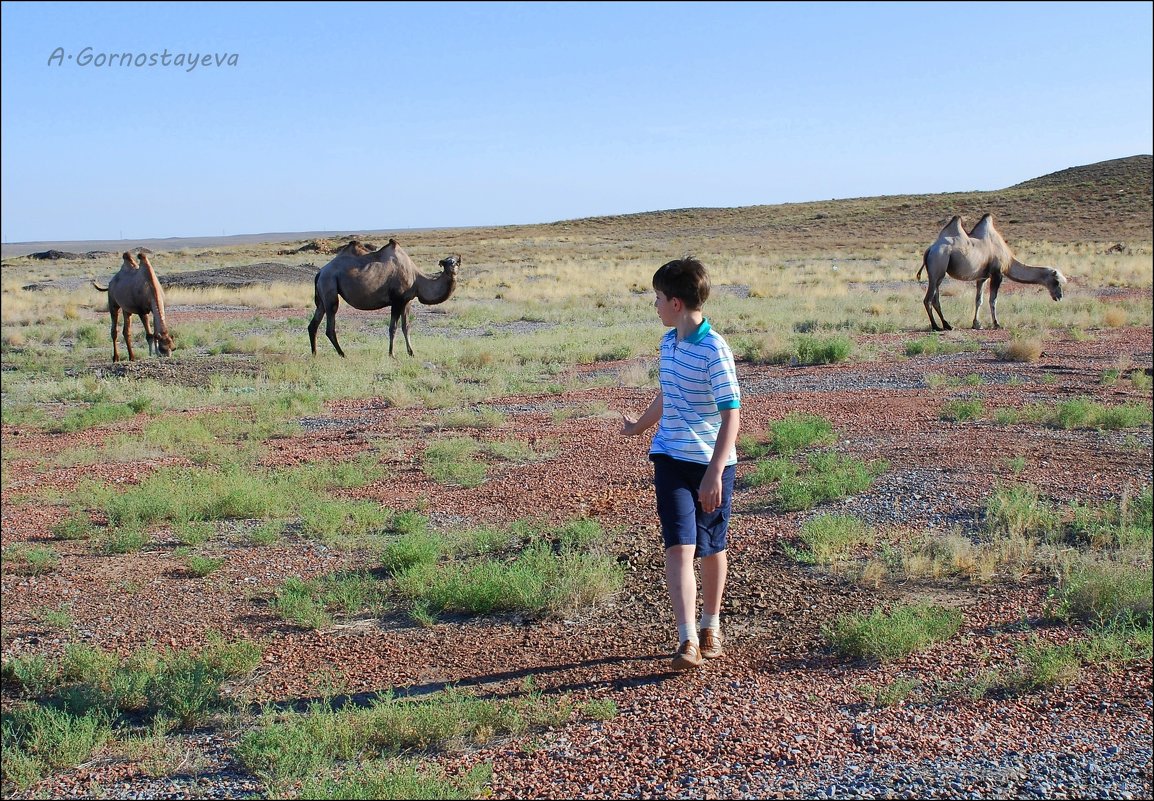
[3,156,1150,262]
[536,155,1153,250]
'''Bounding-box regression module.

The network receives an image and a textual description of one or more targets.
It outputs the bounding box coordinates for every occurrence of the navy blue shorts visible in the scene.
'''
[650,453,735,558]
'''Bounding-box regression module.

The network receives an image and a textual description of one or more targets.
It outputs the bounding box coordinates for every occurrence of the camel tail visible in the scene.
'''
[916,254,926,281]
[93,281,109,292]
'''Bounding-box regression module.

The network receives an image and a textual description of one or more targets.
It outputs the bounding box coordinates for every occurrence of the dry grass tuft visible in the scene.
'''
[998,336,1044,363]
[1103,306,1129,327]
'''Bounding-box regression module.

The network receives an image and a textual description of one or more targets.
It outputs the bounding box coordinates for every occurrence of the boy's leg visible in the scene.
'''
[699,550,727,658]
[697,463,734,659]
[700,550,728,617]
[653,455,706,669]
[665,544,702,670]
[664,544,697,636]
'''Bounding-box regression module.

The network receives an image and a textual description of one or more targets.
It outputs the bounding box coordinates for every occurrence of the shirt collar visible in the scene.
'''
[683,318,711,345]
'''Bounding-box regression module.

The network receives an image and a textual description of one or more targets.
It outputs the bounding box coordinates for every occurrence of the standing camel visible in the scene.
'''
[308,239,460,357]
[916,214,1067,331]
[92,251,174,361]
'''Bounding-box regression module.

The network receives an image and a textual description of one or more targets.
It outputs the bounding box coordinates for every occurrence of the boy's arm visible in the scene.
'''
[699,407,740,513]
[620,393,662,436]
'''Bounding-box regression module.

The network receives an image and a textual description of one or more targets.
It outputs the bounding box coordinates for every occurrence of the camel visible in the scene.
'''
[917,213,1067,331]
[308,238,460,357]
[92,251,174,361]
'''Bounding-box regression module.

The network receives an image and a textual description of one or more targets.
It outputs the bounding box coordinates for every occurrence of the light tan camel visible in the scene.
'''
[92,251,174,361]
[308,239,461,357]
[916,213,1067,331]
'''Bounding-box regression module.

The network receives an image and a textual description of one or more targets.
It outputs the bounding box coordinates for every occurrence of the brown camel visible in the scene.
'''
[92,252,174,361]
[916,214,1067,331]
[308,239,460,357]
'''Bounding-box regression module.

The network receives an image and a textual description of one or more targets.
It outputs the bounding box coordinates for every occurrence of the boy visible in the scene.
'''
[620,256,741,670]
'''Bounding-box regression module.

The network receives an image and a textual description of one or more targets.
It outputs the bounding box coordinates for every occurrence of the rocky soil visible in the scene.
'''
[2,293,1152,798]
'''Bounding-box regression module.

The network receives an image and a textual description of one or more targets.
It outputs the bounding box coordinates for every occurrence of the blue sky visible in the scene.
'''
[2,1,1151,243]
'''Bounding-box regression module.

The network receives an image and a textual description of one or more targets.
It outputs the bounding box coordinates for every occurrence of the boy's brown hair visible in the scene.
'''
[652,257,710,310]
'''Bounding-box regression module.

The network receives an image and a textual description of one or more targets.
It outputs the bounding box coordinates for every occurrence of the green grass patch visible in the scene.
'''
[1046,555,1152,628]
[424,437,487,487]
[775,452,887,512]
[184,554,226,577]
[785,514,874,566]
[822,602,963,662]
[236,688,566,789]
[0,544,59,575]
[272,572,385,630]
[1,705,112,790]
[994,398,1152,429]
[940,398,985,422]
[51,400,148,434]
[391,519,624,621]
[740,413,835,458]
[51,513,94,541]
[795,334,853,365]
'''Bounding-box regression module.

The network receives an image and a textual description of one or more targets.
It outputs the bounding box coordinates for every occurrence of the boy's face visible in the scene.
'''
[654,290,680,326]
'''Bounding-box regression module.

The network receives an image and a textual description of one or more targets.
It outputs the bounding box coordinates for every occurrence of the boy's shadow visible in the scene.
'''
[260,652,682,715]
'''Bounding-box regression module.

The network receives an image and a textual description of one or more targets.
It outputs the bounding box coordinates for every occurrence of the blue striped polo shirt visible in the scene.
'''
[650,319,741,466]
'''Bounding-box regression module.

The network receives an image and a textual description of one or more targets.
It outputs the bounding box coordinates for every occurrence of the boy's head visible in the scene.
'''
[652,257,710,310]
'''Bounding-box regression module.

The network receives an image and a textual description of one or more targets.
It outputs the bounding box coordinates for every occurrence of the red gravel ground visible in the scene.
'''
[2,303,1152,798]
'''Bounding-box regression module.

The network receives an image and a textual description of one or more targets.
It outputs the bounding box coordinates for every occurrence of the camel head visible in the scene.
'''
[1045,268,1068,301]
[154,331,175,357]
[439,255,461,276]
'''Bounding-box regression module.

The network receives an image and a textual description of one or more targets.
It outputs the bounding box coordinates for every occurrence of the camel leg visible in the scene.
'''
[139,313,155,356]
[122,315,136,361]
[388,307,401,358]
[972,278,986,329]
[923,294,940,332]
[323,299,346,358]
[925,280,949,331]
[307,304,324,354]
[109,308,122,362]
[399,305,414,357]
[988,271,1003,329]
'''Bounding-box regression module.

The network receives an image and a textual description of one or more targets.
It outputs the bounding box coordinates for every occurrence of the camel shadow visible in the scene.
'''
[253,652,678,715]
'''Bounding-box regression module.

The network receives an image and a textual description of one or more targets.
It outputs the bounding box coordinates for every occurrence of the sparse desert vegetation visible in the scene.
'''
[1,157,1151,798]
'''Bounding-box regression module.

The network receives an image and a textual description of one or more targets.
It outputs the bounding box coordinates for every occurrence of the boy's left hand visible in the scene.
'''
[699,473,723,513]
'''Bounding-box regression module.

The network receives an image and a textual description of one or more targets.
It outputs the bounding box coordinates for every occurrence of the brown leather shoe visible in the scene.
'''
[671,640,703,671]
[699,628,724,659]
